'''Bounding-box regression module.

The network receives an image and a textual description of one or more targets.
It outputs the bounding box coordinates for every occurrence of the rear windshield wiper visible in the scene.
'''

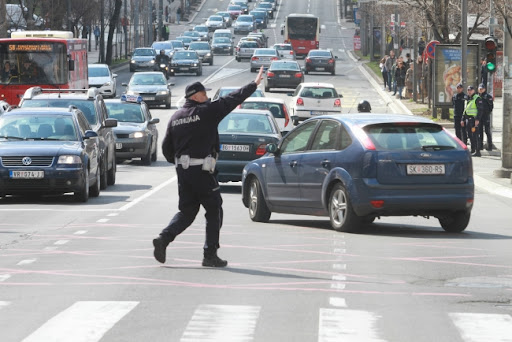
[421,145,455,151]
[31,137,62,141]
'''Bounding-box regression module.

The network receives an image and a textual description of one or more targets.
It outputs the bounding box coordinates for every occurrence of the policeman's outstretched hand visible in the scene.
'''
[255,66,264,85]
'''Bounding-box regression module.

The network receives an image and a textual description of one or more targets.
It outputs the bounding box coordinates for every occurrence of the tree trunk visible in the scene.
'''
[0,0,8,37]
[105,0,123,65]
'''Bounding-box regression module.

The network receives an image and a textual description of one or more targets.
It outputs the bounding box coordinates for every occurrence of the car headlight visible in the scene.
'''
[130,60,136,63]
[129,132,145,139]
[205,53,211,57]
[157,90,168,95]
[149,60,155,64]
[103,81,113,86]
[58,155,82,164]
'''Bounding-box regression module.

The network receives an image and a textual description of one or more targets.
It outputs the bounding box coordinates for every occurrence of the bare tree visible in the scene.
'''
[105,0,123,65]
[0,0,8,37]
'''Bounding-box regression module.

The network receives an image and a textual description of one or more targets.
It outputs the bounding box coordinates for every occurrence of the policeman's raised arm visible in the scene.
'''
[254,66,264,85]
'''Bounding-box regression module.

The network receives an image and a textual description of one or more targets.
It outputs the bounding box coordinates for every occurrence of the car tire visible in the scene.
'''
[89,165,101,198]
[107,155,116,186]
[250,68,255,73]
[439,211,470,233]
[264,85,270,92]
[293,118,299,126]
[328,183,361,233]
[236,57,240,62]
[230,49,234,56]
[74,167,89,203]
[248,177,271,222]
[141,143,152,166]
[331,69,335,75]
[305,69,309,75]
[165,100,171,109]
[99,157,108,190]
[151,144,157,162]
[210,59,213,66]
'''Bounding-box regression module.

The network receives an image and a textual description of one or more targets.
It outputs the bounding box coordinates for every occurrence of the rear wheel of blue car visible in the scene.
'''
[74,167,89,202]
[249,178,271,222]
[439,211,470,233]
[329,183,361,232]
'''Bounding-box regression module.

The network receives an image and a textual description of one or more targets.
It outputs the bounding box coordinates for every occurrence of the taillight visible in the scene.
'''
[316,42,319,48]
[370,200,384,208]
[271,57,279,61]
[251,56,258,61]
[236,47,240,51]
[267,71,275,77]
[283,105,290,127]
[328,59,334,64]
[294,72,302,78]
[334,98,341,107]
[296,98,304,106]
[255,144,267,156]
[352,125,376,150]
[289,51,294,55]
[305,58,311,63]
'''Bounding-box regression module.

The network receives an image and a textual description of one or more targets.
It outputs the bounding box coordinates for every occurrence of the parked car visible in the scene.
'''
[169,50,203,76]
[216,11,233,27]
[188,41,214,66]
[264,60,304,92]
[241,114,474,233]
[288,82,342,125]
[238,97,292,134]
[233,14,255,34]
[105,95,159,165]
[211,37,234,55]
[193,25,210,41]
[0,107,101,202]
[206,15,226,32]
[212,87,265,101]
[250,48,280,72]
[273,43,296,60]
[235,41,259,61]
[129,48,157,72]
[249,10,268,29]
[122,72,173,108]
[88,64,117,98]
[19,87,118,189]
[217,109,281,182]
[305,49,337,75]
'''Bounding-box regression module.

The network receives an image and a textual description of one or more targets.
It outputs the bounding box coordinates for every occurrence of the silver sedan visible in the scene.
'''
[249,48,280,72]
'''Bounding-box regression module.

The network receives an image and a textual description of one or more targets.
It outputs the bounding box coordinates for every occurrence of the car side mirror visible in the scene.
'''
[266,143,279,154]
[122,82,128,87]
[112,73,118,78]
[84,130,98,139]
[168,83,175,86]
[149,118,160,124]
[335,56,338,59]
[104,118,118,128]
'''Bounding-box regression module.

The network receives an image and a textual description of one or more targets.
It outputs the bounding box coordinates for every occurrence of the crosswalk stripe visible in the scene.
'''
[318,309,386,342]
[21,301,138,342]
[181,304,260,341]
[450,312,512,342]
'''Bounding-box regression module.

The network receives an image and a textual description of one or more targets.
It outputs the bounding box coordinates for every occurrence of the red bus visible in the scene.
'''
[0,31,88,105]
[281,14,320,57]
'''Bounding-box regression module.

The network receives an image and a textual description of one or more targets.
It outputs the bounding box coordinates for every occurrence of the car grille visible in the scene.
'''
[2,178,71,190]
[138,92,156,96]
[115,133,130,139]
[1,156,54,167]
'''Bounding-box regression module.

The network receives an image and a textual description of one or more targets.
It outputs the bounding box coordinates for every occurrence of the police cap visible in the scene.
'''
[185,82,211,98]
[478,83,486,89]
[456,83,463,89]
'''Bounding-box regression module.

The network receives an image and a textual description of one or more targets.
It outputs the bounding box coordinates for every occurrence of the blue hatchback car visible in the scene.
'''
[241,114,474,233]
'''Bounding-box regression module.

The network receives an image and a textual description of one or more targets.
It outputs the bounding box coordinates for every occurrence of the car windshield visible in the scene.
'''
[152,42,172,50]
[309,51,332,57]
[250,11,265,18]
[105,103,145,123]
[238,16,253,22]
[241,42,258,48]
[194,26,208,32]
[270,62,300,70]
[364,123,458,151]
[170,41,184,48]
[177,37,192,43]
[228,5,241,11]
[218,88,264,98]
[218,113,273,134]
[189,43,209,50]
[240,102,285,118]
[213,38,230,44]
[209,16,222,22]
[258,3,272,9]
[20,99,98,125]
[173,51,197,59]
[0,114,78,141]
[274,45,292,51]
[133,49,154,56]
[217,12,230,18]
[300,87,338,99]
[88,67,110,77]
[255,49,277,56]
[130,74,166,85]
[183,31,199,37]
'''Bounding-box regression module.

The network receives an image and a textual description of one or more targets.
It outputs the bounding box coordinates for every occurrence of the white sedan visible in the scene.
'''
[88,64,117,98]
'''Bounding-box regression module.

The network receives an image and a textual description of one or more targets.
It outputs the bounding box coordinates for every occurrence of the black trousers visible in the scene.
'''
[160,165,223,251]
[465,117,479,152]
[478,112,492,149]
[454,115,467,144]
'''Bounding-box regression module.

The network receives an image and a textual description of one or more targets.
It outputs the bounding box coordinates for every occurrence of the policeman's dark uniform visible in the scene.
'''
[452,84,467,144]
[477,84,493,151]
[154,81,259,266]
[462,86,484,156]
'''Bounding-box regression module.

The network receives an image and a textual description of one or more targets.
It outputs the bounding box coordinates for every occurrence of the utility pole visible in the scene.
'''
[134,0,139,49]
[124,0,128,58]
[461,0,468,89]
[158,0,163,41]
[100,0,105,63]
[413,21,418,101]
[488,0,496,96]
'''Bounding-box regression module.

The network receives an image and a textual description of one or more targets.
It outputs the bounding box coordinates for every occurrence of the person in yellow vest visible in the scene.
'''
[462,85,485,157]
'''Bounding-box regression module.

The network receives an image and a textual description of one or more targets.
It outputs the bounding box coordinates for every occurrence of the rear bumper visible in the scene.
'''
[216,160,251,182]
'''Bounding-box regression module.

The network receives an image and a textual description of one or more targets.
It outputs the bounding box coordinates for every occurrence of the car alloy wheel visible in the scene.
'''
[248,177,271,222]
[329,183,360,232]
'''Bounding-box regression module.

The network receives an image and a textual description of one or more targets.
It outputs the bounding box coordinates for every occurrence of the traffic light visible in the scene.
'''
[484,36,497,73]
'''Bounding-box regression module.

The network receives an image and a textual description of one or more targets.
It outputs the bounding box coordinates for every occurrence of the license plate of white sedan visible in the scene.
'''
[116,143,122,150]
[221,144,250,152]
[311,111,328,115]
[10,170,44,179]
[406,164,445,175]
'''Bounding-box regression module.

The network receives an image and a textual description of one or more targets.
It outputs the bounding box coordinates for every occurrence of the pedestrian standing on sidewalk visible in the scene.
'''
[94,26,100,50]
[153,67,265,267]
[385,50,395,92]
[452,83,467,144]
[480,58,488,89]
[462,85,484,157]
[477,83,493,151]
[394,60,406,99]
[405,63,414,99]
[379,56,388,90]
[176,7,181,25]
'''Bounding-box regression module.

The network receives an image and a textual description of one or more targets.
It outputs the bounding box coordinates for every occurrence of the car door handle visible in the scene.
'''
[289,160,298,167]
[321,160,331,168]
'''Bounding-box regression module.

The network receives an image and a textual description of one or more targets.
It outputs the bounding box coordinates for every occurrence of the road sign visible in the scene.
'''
[425,40,440,60]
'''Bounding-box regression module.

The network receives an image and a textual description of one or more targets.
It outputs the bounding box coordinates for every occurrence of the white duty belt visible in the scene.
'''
[175,155,204,169]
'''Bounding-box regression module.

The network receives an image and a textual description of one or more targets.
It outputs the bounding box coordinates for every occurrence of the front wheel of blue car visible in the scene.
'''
[248,177,271,222]
[329,183,361,232]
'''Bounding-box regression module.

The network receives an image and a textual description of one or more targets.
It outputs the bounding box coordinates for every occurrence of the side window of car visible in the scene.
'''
[76,113,89,136]
[310,120,340,151]
[280,121,317,154]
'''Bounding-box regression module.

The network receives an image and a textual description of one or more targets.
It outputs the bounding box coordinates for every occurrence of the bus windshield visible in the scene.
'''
[287,17,318,41]
[0,42,68,85]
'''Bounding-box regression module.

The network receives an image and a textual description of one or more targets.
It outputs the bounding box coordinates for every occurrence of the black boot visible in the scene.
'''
[152,236,172,264]
[202,249,228,267]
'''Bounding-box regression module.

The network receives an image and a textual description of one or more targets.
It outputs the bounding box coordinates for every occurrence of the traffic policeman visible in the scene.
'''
[477,83,493,151]
[357,100,371,113]
[452,83,467,144]
[462,85,485,157]
[153,67,265,267]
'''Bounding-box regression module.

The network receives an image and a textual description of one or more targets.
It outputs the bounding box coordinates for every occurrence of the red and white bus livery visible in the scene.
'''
[0,31,88,105]
[281,14,320,57]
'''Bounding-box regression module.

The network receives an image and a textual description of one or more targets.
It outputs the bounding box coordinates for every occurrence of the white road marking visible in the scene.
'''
[332,275,347,282]
[473,174,512,199]
[329,297,347,308]
[333,248,346,254]
[44,247,58,251]
[332,264,347,270]
[17,259,36,266]
[0,274,11,282]
[74,230,88,235]
[107,213,118,217]
[450,312,512,342]
[0,301,10,308]
[319,309,386,342]
[21,301,138,342]
[54,240,69,245]
[181,305,260,341]
[330,283,346,290]
[118,176,177,211]
[96,218,109,223]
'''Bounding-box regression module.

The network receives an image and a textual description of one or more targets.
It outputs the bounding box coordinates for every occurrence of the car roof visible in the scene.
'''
[299,82,336,88]
[241,97,285,104]
[6,107,77,116]
[314,113,436,126]
[130,71,165,76]
[230,109,272,116]
[88,64,109,68]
